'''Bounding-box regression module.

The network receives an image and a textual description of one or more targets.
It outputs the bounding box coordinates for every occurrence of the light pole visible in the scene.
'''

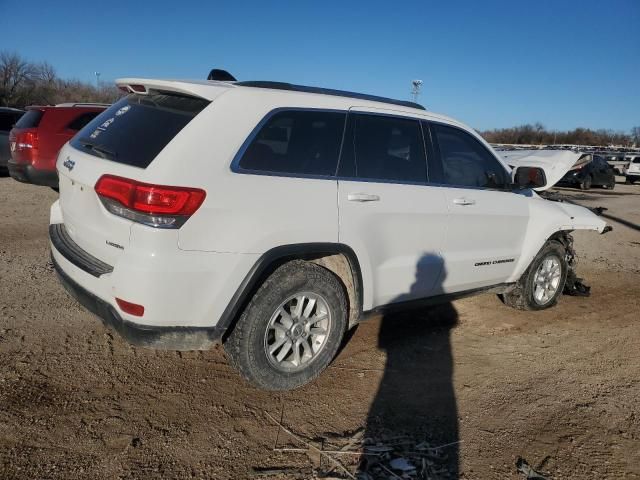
[411,80,423,103]
[94,71,101,88]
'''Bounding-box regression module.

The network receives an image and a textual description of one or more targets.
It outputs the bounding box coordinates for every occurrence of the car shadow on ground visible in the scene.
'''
[360,255,460,477]
[600,211,640,232]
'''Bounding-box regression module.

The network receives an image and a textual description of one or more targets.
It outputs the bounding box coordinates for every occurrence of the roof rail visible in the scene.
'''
[235,81,426,111]
[54,102,111,107]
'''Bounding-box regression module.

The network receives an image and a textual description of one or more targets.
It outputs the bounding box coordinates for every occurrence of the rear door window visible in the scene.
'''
[338,113,427,183]
[71,91,210,168]
[66,111,102,131]
[238,110,346,177]
[430,123,507,189]
[14,109,43,129]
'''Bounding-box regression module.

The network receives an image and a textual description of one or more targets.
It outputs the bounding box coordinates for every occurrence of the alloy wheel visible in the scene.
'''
[264,292,332,372]
[532,255,562,305]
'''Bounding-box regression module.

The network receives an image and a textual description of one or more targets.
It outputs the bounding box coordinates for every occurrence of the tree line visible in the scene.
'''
[2,50,638,147]
[0,51,121,107]
[481,123,639,147]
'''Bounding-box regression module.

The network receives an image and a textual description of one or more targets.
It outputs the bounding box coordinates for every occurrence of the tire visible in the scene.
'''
[626,177,635,185]
[224,260,347,390]
[604,178,615,190]
[580,175,592,190]
[500,240,568,311]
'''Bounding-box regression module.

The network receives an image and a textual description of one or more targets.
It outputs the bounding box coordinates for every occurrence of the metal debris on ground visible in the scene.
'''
[515,457,549,480]
[564,274,591,297]
[356,435,459,480]
[265,411,459,479]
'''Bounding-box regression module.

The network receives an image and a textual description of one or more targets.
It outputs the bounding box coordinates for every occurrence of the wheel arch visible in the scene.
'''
[217,243,364,341]
[510,228,573,284]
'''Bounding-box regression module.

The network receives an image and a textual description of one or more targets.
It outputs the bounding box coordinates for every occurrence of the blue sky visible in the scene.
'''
[1,0,638,132]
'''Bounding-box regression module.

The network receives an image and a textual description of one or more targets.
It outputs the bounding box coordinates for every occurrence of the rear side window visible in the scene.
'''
[339,113,427,183]
[238,110,346,176]
[71,91,210,168]
[14,109,43,129]
[431,123,507,189]
[633,158,640,164]
[66,111,102,131]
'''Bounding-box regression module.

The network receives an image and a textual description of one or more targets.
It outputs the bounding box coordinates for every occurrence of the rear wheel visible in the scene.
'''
[224,260,347,390]
[580,175,592,190]
[603,177,615,190]
[626,177,636,185]
[500,241,568,311]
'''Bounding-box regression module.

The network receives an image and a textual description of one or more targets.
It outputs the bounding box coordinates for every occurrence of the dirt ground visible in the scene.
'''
[1,176,639,479]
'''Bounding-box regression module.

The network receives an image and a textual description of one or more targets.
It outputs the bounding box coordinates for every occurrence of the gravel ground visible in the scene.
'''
[1,176,639,479]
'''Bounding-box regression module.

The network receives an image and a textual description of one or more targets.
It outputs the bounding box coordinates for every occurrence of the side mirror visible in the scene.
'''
[512,166,547,190]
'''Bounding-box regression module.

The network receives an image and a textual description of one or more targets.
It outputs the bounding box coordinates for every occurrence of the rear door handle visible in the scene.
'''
[452,197,475,206]
[347,193,380,202]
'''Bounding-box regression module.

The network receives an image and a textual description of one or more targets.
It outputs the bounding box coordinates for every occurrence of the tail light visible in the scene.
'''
[10,130,39,165]
[95,175,206,228]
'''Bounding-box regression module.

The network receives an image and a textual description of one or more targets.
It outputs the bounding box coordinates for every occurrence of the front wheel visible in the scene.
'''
[500,241,568,311]
[580,175,592,190]
[224,260,347,390]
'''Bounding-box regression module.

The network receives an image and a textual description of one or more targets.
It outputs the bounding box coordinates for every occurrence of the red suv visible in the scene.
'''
[9,103,108,188]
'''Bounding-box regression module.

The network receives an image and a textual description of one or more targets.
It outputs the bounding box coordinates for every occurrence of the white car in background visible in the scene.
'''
[49,77,607,390]
[624,156,640,184]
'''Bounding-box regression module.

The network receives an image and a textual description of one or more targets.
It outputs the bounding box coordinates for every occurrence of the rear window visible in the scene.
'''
[70,91,210,168]
[14,109,43,129]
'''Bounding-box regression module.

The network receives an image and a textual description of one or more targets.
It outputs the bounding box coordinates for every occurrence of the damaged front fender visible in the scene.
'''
[553,201,608,233]
[508,197,609,284]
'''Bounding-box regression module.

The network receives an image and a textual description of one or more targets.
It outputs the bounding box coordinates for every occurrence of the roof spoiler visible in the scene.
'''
[207,69,237,82]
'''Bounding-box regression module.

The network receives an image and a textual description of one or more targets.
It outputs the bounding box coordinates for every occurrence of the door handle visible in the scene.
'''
[347,193,380,202]
[452,197,475,206]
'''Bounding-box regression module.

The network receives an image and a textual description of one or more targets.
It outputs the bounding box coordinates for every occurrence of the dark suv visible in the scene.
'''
[559,155,616,190]
[0,107,24,174]
[9,103,108,187]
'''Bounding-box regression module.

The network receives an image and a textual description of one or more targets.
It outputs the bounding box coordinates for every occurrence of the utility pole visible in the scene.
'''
[94,72,101,88]
[411,80,423,103]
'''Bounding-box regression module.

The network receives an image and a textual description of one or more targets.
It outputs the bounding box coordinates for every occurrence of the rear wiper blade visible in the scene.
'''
[79,140,117,160]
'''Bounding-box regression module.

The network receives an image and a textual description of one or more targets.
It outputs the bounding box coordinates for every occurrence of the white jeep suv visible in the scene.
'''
[49,78,607,390]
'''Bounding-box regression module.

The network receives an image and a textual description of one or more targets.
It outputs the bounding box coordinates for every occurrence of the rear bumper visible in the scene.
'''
[8,160,58,187]
[49,198,260,348]
[52,254,225,350]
